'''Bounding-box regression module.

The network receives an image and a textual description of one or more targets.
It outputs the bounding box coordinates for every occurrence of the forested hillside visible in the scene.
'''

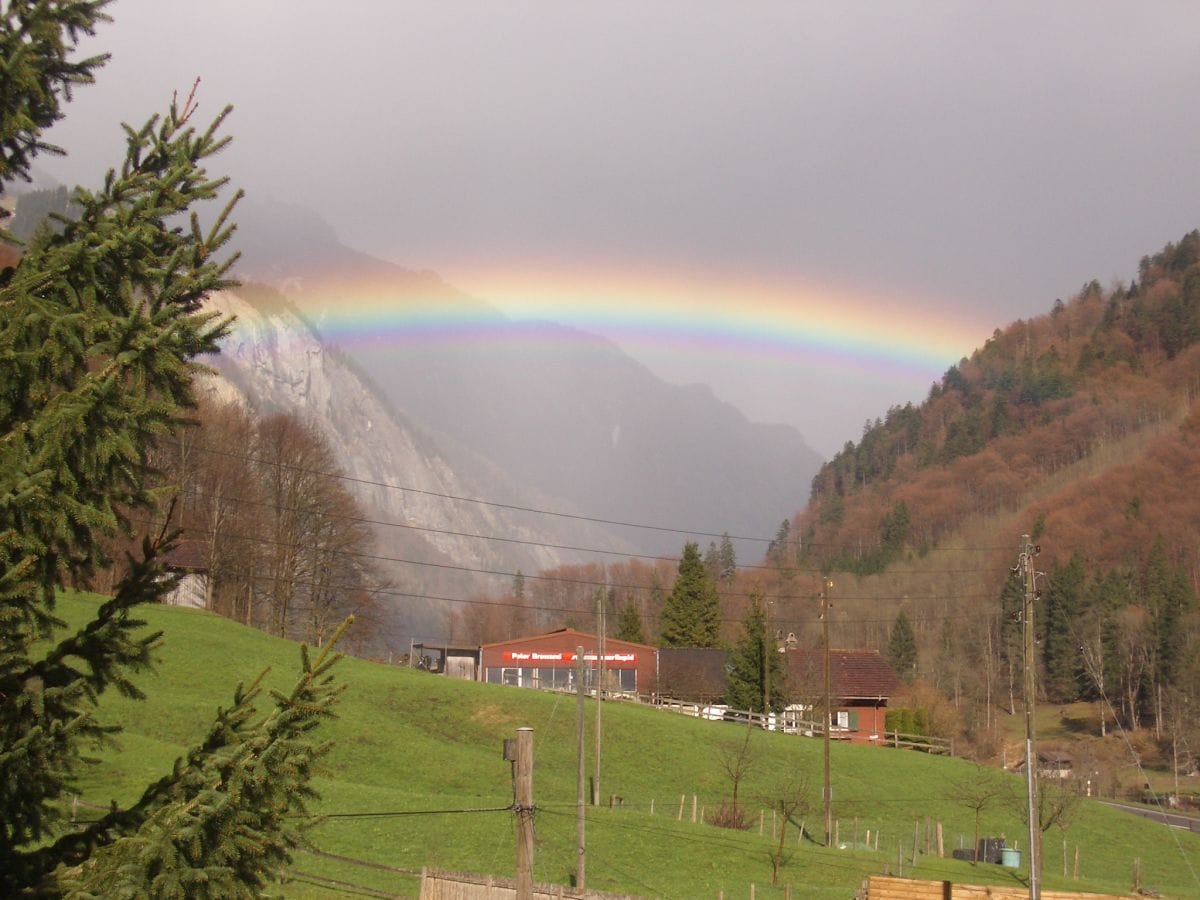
[785,231,1200,749]
[805,232,1200,571]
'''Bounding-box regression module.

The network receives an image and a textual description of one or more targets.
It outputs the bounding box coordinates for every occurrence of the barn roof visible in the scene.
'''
[785,648,899,700]
[656,647,729,701]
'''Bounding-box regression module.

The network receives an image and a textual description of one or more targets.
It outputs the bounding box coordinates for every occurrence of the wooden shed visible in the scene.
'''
[161,540,209,610]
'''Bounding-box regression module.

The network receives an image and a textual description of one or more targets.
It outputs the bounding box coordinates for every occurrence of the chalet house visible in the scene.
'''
[1014,749,1074,780]
[479,628,657,697]
[161,540,209,610]
[784,648,900,745]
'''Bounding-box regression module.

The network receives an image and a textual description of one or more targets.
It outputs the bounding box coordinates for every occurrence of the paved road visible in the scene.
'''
[1101,800,1200,832]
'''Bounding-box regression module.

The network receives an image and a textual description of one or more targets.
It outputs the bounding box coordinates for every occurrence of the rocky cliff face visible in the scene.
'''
[201,289,631,640]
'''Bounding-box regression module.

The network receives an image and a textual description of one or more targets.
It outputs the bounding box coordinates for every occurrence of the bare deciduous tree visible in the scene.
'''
[712,727,759,830]
[949,763,1012,864]
[759,775,813,885]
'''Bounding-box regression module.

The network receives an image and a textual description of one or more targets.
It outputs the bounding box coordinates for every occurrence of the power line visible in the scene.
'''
[149,514,1003,610]
[164,477,1013,582]
[165,437,1016,557]
[169,439,782,545]
[156,559,1001,634]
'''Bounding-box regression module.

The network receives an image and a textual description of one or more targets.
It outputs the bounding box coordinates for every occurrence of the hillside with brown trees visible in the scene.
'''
[780,231,1200,763]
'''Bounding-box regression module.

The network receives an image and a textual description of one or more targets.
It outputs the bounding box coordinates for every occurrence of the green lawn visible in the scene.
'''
[51,593,1200,898]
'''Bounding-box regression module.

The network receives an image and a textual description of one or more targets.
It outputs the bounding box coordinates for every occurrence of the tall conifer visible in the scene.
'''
[660,542,722,647]
[887,609,918,682]
[726,593,785,712]
[0,4,343,892]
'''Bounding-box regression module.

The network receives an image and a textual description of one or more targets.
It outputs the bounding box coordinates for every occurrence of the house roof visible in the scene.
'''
[162,539,207,573]
[656,647,729,700]
[413,642,481,656]
[784,648,899,700]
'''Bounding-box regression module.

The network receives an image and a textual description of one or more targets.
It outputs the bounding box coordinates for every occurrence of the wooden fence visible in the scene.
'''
[418,868,640,900]
[648,698,953,754]
[866,874,1136,900]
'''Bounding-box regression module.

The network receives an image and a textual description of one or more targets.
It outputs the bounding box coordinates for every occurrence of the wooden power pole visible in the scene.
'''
[821,576,833,848]
[593,593,605,806]
[575,647,586,891]
[515,727,535,900]
[1020,535,1041,899]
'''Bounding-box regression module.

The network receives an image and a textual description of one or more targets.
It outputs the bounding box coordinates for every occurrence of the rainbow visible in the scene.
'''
[263,263,993,393]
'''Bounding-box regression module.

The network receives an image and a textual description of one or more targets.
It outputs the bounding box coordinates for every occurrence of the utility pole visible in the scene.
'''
[1020,535,1041,899]
[821,575,833,848]
[513,727,535,900]
[763,597,772,722]
[593,591,605,806]
[575,647,586,891]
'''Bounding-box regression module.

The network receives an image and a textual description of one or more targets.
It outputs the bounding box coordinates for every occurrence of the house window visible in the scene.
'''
[833,710,860,731]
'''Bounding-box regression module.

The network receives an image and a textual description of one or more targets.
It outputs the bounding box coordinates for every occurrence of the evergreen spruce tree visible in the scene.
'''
[1041,554,1084,702]
[997,568,1025,703]
[717,532,737,583]
[614,601,646,645]
[886,609,918,682]
[725,593,785,712]
[0,5,344,892]
[1144,538,1191,689]
[660,542,722,647]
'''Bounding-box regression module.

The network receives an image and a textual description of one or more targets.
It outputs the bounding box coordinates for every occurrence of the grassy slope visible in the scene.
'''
[55,594,1199,898]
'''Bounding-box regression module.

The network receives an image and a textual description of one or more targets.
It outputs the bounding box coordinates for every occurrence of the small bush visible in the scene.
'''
[711,801,751,830]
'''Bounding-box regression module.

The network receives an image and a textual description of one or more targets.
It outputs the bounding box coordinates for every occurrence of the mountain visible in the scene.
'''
[201,285,635,643]
[12,189,823,640]
[229,196,823,560]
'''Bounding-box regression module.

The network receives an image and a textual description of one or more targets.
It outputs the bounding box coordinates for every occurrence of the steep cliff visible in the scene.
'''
[201,288,632,641]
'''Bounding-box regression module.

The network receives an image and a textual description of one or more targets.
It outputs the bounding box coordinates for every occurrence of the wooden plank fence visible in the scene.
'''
[866,875,1136,900]
[419,868,641,900]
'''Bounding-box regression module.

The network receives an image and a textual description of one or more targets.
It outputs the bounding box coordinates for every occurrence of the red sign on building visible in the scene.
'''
[501,650,637,664]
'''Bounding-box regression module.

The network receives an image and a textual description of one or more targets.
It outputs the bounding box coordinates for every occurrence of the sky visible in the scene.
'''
[36,1,1200,456]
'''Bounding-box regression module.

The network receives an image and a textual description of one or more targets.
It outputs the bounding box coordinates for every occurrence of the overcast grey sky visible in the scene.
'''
[39,1,1200,455]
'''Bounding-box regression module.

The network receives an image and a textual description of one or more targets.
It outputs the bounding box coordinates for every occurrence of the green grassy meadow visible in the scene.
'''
[51,593,1200,898]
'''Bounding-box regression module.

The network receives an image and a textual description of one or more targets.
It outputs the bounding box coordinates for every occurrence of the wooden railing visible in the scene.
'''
[646,698,955,755]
